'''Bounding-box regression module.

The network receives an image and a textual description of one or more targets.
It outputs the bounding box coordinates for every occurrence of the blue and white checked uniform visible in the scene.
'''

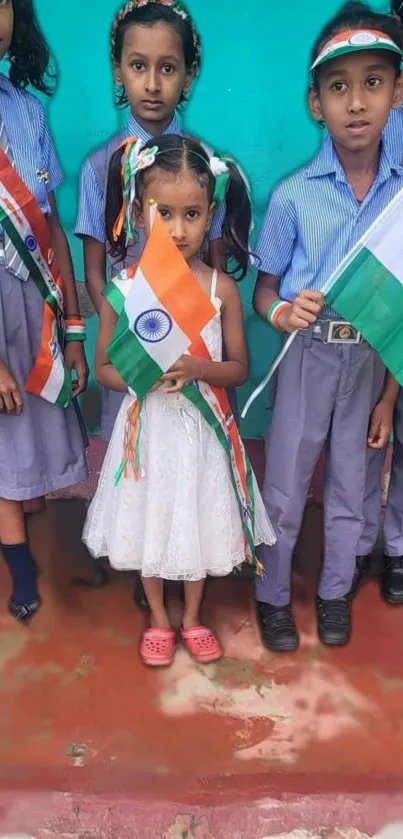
[0,73,62,211]
[75,112,223,244]
[255,135,403,318]
[256,136,403,607]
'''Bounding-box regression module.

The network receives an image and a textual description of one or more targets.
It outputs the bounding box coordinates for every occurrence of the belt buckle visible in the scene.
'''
[327,321,361,344]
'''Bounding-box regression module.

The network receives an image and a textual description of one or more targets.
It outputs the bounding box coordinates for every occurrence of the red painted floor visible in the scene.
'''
[0,438,399,837]
[0,493,402,837]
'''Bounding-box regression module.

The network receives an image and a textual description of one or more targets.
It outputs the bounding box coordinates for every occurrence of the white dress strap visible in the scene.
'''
[210,269,218,301]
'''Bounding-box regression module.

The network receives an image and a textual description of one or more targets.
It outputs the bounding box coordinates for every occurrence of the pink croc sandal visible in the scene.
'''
[140,627,176,667]
[180,626,222,663]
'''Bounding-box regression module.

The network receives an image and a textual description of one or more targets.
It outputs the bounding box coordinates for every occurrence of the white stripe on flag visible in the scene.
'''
[125,266,190,370]
[40,323,66,403]
[0,181,64,306]
[361,194,403,280]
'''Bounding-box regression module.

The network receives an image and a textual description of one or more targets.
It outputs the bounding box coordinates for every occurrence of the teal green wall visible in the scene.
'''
[34,0,387,437]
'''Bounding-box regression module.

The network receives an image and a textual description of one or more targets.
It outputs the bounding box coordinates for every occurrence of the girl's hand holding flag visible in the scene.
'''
[161,354,200,394]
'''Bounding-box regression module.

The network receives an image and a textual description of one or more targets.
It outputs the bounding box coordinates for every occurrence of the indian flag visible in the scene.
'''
[106,213,217,397]
[24,304,71,407]
[324,185,403,385]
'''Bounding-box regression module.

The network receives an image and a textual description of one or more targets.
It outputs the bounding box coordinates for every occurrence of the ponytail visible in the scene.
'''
[220,161,252,281]
[105,134,253,280]
[105,145,128,263]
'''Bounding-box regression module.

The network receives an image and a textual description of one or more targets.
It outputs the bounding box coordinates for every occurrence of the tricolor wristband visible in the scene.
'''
[65,317,86,343]
[267,300,291,331]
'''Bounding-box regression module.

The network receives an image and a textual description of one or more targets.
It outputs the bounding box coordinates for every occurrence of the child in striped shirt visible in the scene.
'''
[253,1,403,652]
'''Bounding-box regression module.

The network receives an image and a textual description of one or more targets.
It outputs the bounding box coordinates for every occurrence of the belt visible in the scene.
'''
[311,320,362,344]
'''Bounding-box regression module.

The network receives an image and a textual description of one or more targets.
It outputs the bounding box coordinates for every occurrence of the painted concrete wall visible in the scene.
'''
[34,0,386,437]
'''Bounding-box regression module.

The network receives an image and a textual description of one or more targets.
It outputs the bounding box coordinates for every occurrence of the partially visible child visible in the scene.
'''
[353,0,403,603]
[0,0,88,621]
[83,135,275,667]
[253,1,403,652]
[355,364,403,603]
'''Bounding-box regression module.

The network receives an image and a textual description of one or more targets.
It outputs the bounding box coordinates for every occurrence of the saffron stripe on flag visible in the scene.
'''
[140,214,216,339]
[25,307,71,407]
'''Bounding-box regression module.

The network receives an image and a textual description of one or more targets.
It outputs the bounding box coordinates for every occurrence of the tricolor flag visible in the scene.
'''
[24,305,71,407]
[106,213,217,397]
[323,185,403,386]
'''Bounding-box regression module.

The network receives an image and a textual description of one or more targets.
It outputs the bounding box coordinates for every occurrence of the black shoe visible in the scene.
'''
[382,556,403,604]
[348,554,371,599]
[317,596,351,646]
[134,575,149,611]
[257,602,299,653]
[8,597,42,624]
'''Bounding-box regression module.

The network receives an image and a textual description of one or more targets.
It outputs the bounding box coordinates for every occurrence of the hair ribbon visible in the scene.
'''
[113,138,158,243]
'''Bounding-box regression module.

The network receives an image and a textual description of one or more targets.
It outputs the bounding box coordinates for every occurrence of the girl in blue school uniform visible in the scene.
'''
[76,0,228,445]
[253,1,403,653]
[76,0,236,607]
[353,0,403,604]
[0,0,88,621]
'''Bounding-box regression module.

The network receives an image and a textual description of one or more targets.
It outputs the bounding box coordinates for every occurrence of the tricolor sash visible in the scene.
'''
[0,147,71,407]
[105,271,259,569]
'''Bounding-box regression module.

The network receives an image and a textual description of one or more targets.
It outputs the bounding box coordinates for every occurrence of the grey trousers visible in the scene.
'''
[359,388,403,557]
[256,331,385,606]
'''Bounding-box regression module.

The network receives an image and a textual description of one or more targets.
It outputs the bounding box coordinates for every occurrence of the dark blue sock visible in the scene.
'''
[1,542,39,608]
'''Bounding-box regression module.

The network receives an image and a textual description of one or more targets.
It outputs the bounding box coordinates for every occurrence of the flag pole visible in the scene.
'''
[149,199,158,229]
[241,331,297,419]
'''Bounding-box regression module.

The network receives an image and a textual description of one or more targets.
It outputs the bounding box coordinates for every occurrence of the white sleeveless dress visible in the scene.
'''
[83,271,276,581]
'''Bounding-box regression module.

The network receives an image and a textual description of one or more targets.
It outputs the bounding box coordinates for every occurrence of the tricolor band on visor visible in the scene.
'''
[311,29,403,72]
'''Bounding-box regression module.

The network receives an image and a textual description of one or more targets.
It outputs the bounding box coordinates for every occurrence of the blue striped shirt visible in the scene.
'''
[75,112,223,244]
[255,136,403,318]
[0,73,62,213]
[383,105,403,164]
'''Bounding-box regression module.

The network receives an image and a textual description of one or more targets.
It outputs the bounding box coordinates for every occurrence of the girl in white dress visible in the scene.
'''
[83,135,276,667]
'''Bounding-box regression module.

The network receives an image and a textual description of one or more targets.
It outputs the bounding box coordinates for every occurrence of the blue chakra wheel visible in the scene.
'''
[25,234,37,252]
[134,308,173,343]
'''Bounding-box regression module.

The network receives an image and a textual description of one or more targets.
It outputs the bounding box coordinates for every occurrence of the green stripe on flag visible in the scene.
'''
[104,281,126,316]
[326,247,403,385]
[55,372,73,408]
[107,308,163,397]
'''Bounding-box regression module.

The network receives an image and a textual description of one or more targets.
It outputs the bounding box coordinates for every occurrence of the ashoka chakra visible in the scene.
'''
[134,308,173,343]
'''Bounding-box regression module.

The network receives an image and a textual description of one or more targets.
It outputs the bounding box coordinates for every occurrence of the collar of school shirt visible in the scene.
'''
[126,112,181,143]
[305,134,403,185]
